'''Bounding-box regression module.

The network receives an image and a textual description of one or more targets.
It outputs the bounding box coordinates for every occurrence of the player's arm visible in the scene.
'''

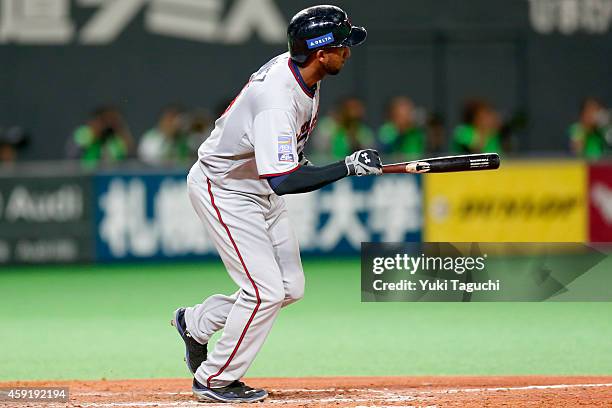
[251,109,382,195]
[267,149,383,195]
[266,161,346,195]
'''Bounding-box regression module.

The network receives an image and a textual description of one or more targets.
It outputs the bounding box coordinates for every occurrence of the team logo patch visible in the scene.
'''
[278,144,292,153]
[277,136,293,156]
[278,153,295,162]
[307,32,335,49]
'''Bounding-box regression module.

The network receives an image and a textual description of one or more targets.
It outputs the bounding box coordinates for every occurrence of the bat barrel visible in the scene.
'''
[382,153,500,174]
[428,153,499,172]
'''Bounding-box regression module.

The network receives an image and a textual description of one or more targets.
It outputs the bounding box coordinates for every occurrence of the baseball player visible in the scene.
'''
[172,5,382,403]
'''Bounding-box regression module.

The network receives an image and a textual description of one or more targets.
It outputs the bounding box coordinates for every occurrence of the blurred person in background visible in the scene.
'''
[186,108,213,158]
[67,106,134,167]
[498,110,526,154]
[314,96,374,159]
[452,99,502,154]
[139,104,193,166]
[425,113,447,154]
[0,126,29,163]
[377,96,426,158]
[569,97,609,160]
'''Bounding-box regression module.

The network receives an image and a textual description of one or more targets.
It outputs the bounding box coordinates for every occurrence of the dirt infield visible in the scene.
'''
[2,376,611,407]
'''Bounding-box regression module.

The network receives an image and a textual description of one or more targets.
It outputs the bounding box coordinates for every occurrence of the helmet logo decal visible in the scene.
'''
[307,32,335,49]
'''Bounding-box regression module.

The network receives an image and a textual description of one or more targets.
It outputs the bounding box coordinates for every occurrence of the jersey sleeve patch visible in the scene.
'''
[277,136,295,162]
[252,109,298,177]
[278,153,296,162]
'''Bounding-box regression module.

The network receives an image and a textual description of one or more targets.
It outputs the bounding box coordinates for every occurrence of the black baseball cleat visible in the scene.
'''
[192,378,268,403]
[171,308,207,374]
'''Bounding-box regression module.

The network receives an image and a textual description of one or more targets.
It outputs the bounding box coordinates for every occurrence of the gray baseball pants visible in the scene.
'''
[184,163,304,388]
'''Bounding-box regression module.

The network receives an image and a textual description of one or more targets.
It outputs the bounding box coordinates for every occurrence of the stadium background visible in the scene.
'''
[1,0,612,385]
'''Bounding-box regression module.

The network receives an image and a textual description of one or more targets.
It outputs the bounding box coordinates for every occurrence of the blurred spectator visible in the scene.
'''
[569,97,609,159]
[452,99,502,154]
[186,108,213,153]
[67,106,134,167]
[138,105,196,166]
[425,113,446,154]
[0,126,29,163]
[0,141,15,163]
[498,111,527,154]
[378,97,426,158]
[314,96,375,159]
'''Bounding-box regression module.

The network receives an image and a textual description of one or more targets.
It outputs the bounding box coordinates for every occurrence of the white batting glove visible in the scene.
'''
[345,149,383,176]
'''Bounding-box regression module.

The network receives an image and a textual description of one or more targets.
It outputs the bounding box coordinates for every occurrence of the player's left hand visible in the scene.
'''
[345,149,383,176]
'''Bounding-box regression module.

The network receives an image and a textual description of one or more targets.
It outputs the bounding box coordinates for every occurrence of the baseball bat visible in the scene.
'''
[382,153,500,174]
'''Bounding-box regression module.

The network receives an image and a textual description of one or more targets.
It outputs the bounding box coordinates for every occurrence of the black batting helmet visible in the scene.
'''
[287,5,367,64]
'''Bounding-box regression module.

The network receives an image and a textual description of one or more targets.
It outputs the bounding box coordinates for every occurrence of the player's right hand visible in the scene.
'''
[345,149,383,176]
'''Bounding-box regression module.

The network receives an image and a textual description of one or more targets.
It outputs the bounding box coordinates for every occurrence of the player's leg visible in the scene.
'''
[184,237,299,345]
[184,243,299,343]
[183,292,238,345]
[187,173,286,389]
[182,167,241,345]
[189,195,304,326]
[267,195,305,307]
[183,182,301,346]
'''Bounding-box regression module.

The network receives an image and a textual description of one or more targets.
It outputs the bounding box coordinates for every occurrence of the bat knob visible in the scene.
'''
[490,154,501,169]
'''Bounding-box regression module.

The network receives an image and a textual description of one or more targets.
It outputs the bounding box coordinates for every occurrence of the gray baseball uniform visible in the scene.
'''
[185,52,319,388]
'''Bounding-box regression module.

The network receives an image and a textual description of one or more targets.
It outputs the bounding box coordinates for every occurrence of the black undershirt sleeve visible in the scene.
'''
[266,161,348,195]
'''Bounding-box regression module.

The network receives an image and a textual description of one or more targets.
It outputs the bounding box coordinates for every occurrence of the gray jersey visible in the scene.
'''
[197,52,320,195]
